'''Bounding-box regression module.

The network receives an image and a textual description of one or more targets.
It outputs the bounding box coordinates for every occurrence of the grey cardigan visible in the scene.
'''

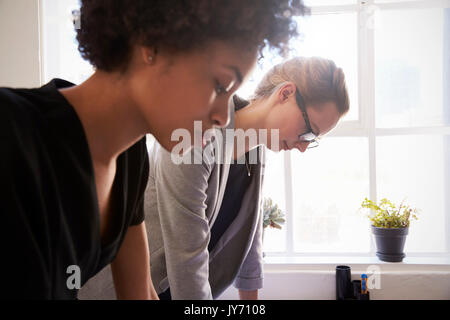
[147,98,265,300]
[78,97,265,300]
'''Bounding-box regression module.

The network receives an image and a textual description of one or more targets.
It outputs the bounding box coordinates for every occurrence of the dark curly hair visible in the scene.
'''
[76,0,309,72]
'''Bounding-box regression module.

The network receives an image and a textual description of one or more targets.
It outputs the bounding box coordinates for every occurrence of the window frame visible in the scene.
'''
[38,0,450,261]
[265,0,450,260]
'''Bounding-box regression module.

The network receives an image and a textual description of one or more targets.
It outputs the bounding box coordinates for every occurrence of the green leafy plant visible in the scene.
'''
[263,198,285,229]
[360,197,419,228]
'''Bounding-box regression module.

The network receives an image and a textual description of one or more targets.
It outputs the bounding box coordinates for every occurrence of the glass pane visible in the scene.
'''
[376,135,449,253]
[262,150,287,252]
[291,13,359,122]
[237,13,359,122]
[42,0,94,84]
[291,137,371,253]
[375,7,450,127]
[236,52,285,100]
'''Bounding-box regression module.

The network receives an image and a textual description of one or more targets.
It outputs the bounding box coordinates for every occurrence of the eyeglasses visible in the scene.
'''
[295,88,320,149]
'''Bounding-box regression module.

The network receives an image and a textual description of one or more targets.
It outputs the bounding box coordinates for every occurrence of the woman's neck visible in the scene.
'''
[59,71,148,166]
[233,97,270,159]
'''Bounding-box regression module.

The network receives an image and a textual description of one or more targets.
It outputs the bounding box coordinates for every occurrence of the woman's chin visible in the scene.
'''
[157,138,190,155]
[271,140,289,152]
[268,142,285,153]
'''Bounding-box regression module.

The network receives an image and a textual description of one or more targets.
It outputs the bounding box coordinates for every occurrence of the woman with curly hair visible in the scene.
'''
[0,0,308,299]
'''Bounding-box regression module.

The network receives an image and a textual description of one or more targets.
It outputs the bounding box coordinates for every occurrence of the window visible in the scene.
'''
[236,0,450,257]
[41,0,450,258]
[41,0,93,84]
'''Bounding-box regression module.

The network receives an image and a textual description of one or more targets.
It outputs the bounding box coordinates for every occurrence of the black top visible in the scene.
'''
[208,155,253,251]
[0,79,149,299]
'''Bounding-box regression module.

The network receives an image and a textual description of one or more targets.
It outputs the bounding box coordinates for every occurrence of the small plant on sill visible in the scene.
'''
[360,197,419,228]
[263,197,285,230]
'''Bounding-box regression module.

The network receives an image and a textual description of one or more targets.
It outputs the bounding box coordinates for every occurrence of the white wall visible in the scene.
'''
[0,0,41,88]
[219,263,450,300]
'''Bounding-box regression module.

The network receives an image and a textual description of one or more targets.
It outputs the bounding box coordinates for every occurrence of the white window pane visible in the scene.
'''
[42,0,94,84]
[235,52,285,100]
[291,13,359,122]
[375,7,450,127]
[262,150,287,252]
[291,137,371,253]
[376,135,449,253]
[263,225,286,253]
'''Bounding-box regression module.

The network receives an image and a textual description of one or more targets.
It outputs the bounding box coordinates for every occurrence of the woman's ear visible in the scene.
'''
[278,83,296,103]
[140,46,158,65]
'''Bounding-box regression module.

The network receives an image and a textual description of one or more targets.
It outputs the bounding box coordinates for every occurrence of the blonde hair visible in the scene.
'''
[251,56,350,116]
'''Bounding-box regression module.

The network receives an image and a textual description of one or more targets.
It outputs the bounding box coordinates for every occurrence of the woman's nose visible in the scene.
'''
[211,103,230,128]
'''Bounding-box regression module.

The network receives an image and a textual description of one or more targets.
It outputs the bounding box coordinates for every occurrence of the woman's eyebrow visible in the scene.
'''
[225,65,243,84]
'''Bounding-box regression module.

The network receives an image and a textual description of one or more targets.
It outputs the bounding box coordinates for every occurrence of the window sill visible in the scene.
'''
[262,255,450,272]
[219,254,450,299]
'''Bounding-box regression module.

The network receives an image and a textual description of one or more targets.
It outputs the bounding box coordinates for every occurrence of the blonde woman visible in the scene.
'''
[143,56,350,300]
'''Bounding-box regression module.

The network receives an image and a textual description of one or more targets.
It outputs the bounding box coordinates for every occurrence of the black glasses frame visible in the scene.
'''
[295,88,319,149]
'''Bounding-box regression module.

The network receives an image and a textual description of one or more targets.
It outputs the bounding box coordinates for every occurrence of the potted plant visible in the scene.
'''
[262,198,285,257]
[263,197,285,230]
[361,197,419,262]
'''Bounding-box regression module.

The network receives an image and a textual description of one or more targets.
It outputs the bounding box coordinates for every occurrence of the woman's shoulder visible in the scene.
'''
[0,81,92,184]
[0,86,38,123]
[0,86,47,149]
[0,80,76,137]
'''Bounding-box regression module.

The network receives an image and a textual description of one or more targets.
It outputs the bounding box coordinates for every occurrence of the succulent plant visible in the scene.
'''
[360,197,419,228]
[263,197,285,230]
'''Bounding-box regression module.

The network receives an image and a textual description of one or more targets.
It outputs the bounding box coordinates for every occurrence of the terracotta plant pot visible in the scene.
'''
[371,225,409,262]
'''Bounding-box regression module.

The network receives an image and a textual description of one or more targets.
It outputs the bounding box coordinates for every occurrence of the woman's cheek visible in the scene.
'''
[285,123,299,142]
